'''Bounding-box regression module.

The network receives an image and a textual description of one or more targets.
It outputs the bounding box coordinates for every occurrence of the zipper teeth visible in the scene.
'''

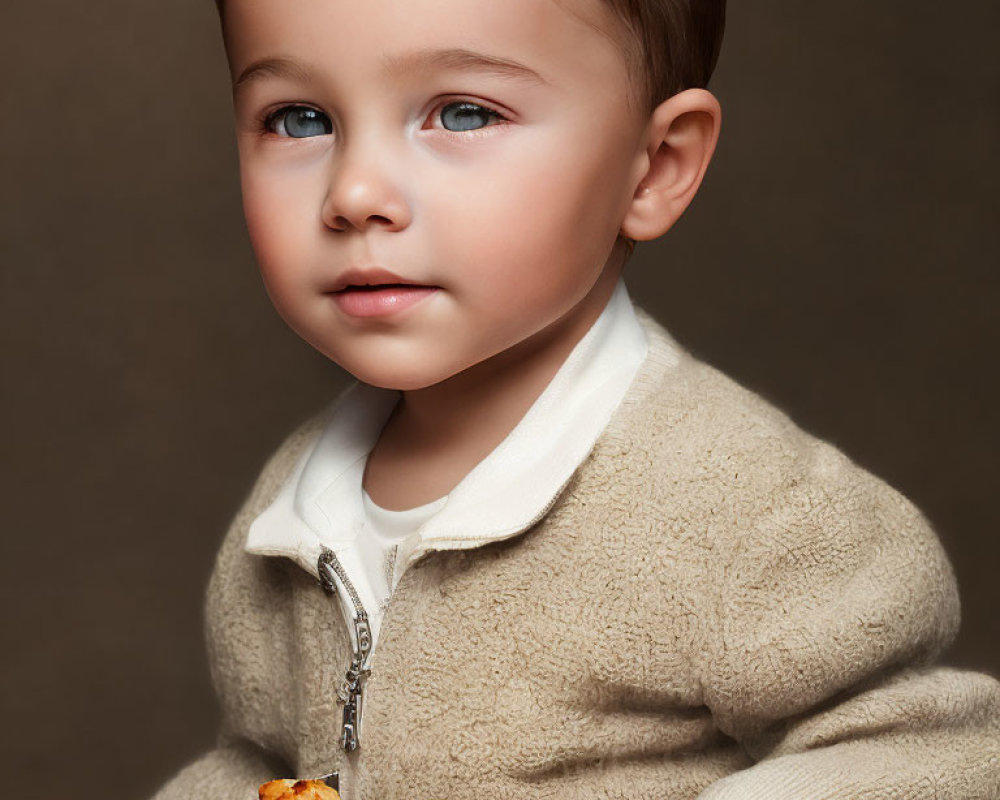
[318,546,371,759]
[318,547,368,622]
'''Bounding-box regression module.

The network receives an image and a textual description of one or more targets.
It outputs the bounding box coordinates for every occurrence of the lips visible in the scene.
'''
[327,267,438,318]
[328,266,430,294]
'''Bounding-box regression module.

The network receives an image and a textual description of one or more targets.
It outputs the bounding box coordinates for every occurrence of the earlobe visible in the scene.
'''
[620,89,722,242]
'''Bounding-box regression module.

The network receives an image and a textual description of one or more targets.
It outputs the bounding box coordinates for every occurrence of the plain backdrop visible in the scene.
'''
[1,1,997,797]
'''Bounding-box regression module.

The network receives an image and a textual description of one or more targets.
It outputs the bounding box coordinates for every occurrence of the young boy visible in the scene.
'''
[153,0,1000,797]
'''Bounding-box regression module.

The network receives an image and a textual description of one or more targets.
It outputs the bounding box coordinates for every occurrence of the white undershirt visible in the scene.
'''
[359,489,448,612]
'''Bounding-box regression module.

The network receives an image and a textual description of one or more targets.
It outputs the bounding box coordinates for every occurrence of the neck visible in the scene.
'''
[363,264,623,509]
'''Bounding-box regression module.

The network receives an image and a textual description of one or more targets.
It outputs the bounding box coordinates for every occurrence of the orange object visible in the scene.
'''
[258,778,340,800]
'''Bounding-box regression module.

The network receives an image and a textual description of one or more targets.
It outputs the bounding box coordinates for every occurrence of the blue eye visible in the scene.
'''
[438,102,501,132]
[267,106,333,138]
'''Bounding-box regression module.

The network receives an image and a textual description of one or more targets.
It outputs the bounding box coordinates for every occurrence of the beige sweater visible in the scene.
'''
[152,315,1000,800]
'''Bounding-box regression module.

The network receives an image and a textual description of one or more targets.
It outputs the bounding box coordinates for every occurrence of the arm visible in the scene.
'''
[698,667,1000,799]
[698,443,1000,798]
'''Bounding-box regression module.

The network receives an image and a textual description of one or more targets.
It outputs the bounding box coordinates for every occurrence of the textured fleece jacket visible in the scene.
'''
[152,314,1000,800]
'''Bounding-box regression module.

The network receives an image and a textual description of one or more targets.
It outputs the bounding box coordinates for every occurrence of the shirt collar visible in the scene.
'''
[246,279,656,578]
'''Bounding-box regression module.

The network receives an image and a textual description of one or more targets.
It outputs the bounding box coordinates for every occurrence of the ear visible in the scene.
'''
[620,89,722,242]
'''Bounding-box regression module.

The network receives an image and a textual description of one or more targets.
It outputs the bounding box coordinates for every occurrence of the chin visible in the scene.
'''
[337,356,459,392]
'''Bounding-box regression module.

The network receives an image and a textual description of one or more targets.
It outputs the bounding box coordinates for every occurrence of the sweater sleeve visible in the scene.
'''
[696,441,1000,799]
[149,738,287,800]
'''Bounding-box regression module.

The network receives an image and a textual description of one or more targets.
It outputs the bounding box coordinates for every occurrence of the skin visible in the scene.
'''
[224,0,721,508]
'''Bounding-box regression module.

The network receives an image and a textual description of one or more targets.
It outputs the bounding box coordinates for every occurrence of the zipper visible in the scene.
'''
[312,496,562,793]
[317,546,372,754]
[318,484,569,748]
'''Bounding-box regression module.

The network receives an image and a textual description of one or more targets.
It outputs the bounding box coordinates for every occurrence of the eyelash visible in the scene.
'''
[258,105,329,138]
[427,100,508,132]
[256,99,509,138]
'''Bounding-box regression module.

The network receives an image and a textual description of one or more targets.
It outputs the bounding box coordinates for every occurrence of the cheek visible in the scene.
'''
[239,164,317,290]
[440,138,629,281]
[542,129,638,236]
[434,134,621,247]
[236,183,324,345]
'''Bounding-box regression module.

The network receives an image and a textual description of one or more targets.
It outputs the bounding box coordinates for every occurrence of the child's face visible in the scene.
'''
[227,0,651,390]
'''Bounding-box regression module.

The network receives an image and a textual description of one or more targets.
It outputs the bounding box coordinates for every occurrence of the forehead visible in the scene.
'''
[224,0,631,92]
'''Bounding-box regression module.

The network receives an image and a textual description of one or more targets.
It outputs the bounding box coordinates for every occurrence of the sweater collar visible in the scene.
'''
[246,280,656,578]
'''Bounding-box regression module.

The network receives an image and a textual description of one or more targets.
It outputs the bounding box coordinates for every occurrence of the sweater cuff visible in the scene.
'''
[696,758,873,800]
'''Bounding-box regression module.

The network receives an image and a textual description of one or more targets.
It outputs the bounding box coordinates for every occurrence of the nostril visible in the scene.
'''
[321,182,411,232]
[324,213,397,233]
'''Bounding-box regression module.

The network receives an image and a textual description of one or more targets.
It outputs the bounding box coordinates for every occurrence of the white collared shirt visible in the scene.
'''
[246,280,662,647]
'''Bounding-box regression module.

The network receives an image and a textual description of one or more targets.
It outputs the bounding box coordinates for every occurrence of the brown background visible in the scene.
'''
[1,0,997,797]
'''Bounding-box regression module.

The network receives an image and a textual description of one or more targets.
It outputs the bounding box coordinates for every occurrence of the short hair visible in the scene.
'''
[604,0,726,109]
[214,0,726,110]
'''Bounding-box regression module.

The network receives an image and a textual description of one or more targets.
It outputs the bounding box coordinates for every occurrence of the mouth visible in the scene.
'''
[328,267,434,295]
[334,282,425,293]
[327,267,439,318]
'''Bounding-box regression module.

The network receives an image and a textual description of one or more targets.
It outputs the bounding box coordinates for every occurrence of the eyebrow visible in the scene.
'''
[233,48,547,91]
[381,48,548,85]
[233,57,316,91]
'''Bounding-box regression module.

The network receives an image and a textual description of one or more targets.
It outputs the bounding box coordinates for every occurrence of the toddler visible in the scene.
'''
[152,0,1000,797]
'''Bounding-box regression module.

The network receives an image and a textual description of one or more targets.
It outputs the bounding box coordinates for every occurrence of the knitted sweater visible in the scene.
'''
[152,314,1000,800]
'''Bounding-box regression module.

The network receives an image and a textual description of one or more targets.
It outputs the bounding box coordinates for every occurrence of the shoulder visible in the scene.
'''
[603,312,961,725]
[609,311,926,520]
[597,308,960,639]
[640,308,953,546]
[598,309,878,517]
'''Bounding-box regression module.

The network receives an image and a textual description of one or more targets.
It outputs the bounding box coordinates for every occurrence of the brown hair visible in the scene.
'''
[215,0,725,109]
[604,0,726,108]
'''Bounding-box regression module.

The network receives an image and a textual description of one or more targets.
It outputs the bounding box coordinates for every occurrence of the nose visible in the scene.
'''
[321,140,412,233]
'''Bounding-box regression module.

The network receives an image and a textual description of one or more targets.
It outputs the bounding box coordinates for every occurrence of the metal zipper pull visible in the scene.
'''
[337,649,369,752]
[340,681,361,752]
[318,547,372,753]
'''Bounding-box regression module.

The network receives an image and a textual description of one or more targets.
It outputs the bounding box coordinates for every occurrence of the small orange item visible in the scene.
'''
[258,778,341,800]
